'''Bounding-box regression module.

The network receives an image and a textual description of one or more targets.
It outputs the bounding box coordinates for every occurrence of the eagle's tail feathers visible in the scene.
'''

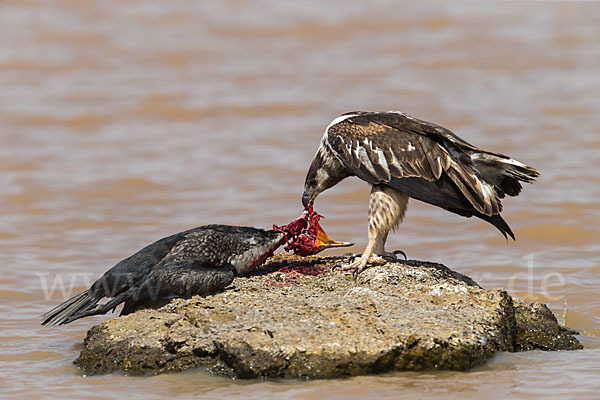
[470,152,539,198]
[479,212,515,241]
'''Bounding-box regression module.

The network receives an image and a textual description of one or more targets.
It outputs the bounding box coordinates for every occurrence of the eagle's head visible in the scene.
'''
[302,142,351,207]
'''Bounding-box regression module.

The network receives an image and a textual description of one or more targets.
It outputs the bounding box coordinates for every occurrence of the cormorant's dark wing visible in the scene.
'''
[46,252,235,326]
[63,258,235,322]
[120,259,236,315]
[87,229,196,299]
[40,227,219,326]
[326,112,502,217]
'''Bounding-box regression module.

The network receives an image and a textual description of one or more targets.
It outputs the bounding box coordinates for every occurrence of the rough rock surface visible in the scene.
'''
[75,254,582,377]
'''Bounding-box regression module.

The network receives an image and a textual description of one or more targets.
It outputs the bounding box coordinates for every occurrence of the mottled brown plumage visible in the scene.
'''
[302,111,539,274]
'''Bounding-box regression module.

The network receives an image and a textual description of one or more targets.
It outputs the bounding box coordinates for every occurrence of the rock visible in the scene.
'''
[512,297,582,351]
[75,254,582,377]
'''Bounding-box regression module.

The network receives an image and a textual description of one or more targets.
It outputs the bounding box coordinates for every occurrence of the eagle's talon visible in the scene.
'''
[341,255,369,276]
[352,261,372,279]
[343,253,362,263]
[382,254,398,263]
[393,250,407,260]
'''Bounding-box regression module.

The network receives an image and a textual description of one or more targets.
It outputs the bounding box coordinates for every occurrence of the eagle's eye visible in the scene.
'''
[307,178,317,186]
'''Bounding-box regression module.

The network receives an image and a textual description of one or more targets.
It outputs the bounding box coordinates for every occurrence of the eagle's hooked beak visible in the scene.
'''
[301,192,312,208]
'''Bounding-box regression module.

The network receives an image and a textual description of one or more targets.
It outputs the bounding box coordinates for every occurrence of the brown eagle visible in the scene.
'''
[302,111,539,274]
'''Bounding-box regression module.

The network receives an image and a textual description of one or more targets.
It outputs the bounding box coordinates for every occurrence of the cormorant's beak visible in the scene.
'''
[310,223,354,254]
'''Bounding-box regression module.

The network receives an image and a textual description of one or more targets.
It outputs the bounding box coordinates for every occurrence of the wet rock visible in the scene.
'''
[75,254,582,377]
[512,297,582,351]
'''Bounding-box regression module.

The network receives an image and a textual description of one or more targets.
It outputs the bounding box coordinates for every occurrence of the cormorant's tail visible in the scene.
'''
[40,287,132,326]
[60,292,129,325]
[39,290,100,327]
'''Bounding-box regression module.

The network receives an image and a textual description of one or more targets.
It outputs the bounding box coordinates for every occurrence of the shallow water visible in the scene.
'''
[1,1,599,399]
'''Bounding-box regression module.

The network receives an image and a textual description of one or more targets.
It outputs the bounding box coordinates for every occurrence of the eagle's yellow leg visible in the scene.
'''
[347,185,409,276]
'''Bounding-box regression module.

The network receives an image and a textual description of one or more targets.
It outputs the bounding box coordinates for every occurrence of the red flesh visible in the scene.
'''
[273,204,325,256]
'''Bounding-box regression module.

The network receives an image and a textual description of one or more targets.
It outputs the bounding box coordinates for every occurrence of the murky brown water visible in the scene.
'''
[1,1,599,398]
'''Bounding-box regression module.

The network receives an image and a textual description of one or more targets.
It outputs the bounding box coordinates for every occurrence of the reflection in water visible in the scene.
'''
[1,0,599,399]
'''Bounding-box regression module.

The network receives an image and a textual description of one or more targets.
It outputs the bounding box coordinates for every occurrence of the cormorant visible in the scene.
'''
[40,208,350,326]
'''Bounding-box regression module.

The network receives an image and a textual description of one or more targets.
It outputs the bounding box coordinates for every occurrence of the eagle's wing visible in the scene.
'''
[326,112,502,217]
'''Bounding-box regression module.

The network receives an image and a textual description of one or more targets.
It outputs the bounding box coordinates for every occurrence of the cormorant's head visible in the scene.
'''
[280,204,353,256]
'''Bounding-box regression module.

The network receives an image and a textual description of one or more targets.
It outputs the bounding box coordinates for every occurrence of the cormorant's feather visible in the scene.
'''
[41,226,283,326]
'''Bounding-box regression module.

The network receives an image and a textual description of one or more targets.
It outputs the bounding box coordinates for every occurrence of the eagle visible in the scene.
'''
[301,111,539,274]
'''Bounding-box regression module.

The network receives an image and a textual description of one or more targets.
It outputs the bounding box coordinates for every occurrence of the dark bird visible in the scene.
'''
[40,210,349,327]
[302,111,539,274]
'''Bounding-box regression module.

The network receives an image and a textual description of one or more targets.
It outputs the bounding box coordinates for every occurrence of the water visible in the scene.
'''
[1,1,599,398]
